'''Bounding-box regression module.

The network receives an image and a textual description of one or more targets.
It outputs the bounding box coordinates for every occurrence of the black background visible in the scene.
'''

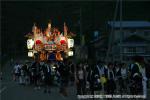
[1,1,150,58]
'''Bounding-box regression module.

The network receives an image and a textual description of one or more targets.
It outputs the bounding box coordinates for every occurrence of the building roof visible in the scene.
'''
[113,34,150,45]
[108,21,150,28]
[123,34,149,43]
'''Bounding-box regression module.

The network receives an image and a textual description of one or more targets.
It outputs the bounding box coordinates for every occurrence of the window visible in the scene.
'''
[128,47,136,53]
[136,47,145,53]
[125,47,145,53]
[125,47,136,53]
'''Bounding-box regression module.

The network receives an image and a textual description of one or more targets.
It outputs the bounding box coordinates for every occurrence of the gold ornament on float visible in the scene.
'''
[56,51,63,61]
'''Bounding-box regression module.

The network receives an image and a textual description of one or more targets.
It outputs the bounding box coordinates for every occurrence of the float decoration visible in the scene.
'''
[25,21,75,61]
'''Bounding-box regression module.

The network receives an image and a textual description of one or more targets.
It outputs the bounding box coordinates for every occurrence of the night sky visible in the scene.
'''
[1,1,150,58]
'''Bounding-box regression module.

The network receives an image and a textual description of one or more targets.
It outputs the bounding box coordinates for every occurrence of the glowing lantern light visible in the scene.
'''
[40,51,47,61]
[56,52,63,61]
[52,66,56,69]
[68,39,74,48]
[28,51,34,57]
[60,40,65,44]
[60,36,66,44]
[27,39,34,49]
[36,40,42,44]
[68,51,73,56]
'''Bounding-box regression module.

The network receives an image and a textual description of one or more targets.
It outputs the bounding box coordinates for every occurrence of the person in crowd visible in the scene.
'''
[19,64,26,85]
[139,58,147,99]
[145,59,150,89]
[40,61,45,85]
[105,62,116,97]
[13,62,20,82]
[36,61,42,90]
[92,61,102,94]
[120,63,128,93]
[42,61,52,93]
[55,62,61,85]
[15,63,22,84]
[30,61,38,89]
[87,63,96,96]
[114,62,122,94]
[69,61,75,86]
[25,63,31,85]
[75,63,87,95]
[28,62,33,85]
[21,63,30,85]
[30,61,40,89]
[129,56,145,96]
[98,61,108,94]
[58,60,70,96]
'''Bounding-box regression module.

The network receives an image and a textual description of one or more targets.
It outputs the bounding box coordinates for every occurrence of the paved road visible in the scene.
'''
[1,81,77,100]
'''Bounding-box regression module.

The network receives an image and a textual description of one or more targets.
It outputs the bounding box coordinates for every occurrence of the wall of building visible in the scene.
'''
[112,28,150,61]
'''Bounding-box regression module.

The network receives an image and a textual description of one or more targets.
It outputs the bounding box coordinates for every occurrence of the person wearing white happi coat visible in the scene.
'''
[140,64,147,99]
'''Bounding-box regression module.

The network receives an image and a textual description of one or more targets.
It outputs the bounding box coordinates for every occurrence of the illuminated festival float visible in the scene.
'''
[25,21,75,61]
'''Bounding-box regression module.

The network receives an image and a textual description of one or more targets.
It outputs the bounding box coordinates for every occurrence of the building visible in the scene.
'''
[108,21,150,61]
[89,31,108,62]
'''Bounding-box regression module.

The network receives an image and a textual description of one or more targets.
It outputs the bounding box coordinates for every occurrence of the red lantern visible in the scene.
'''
[36,40,42,44]
[60,40,66,44]
[60,36,66,44]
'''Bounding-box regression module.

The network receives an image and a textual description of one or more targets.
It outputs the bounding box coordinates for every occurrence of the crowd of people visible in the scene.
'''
[12,59,74,96]
[11,56,150,99]
[74,56,150,100]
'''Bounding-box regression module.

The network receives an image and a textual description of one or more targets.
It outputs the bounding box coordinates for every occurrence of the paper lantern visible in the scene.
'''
[60,36,66,44]
[28,51,34,57]
[60,40,66,44]
[67,39,74,48]
[36,40,42,44]
[27,39,34,49]
[68,51,73,56]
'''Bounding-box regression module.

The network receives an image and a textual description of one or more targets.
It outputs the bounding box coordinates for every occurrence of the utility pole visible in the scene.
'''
[106,0,119,63]
[120,0,123,62]
[80,7,83,46]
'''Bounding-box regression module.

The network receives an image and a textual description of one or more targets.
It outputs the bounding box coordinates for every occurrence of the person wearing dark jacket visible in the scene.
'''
[31,61,41,90]
[69,61,75,86]
[58,61,69,96]
[145,60,150,88]
[130,56,147,98]
[105,62,116,98]
[87,64,94,95]
[114,63,122,93]
[30,62,37,86]
[75,63,86,95]
[92,62,102,92]
[42,61,52,93]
